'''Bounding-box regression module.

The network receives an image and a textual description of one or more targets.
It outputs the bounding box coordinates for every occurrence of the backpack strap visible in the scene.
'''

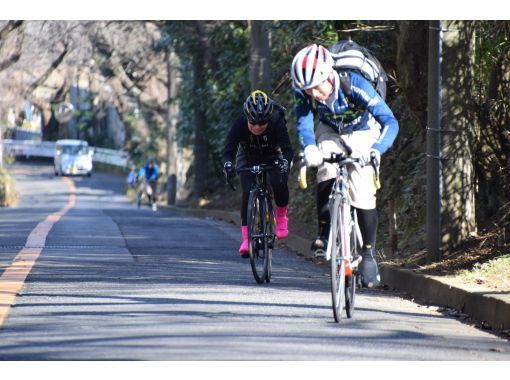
[338,71,352,99]
[339,71,366,115]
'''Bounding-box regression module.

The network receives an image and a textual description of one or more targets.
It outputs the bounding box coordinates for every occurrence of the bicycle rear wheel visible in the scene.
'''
[330,198,346,322]
[137,191,142,209]
[247,190,269,284]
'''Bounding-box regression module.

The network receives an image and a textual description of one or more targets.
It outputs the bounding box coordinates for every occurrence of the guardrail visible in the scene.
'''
[91,146,129,168]
[3,139,129,168]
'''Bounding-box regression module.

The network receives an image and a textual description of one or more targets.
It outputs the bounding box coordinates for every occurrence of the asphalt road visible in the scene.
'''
[0,161,508,360]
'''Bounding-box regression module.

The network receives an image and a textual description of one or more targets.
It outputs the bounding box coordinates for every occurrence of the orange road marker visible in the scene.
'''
[0,177,76,328]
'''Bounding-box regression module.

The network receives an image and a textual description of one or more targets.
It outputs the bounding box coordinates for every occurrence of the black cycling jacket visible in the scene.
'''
[222,106,294,167]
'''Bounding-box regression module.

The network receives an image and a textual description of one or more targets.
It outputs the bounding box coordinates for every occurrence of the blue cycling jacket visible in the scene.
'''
[138,163,159,181]
[294,71,399,155]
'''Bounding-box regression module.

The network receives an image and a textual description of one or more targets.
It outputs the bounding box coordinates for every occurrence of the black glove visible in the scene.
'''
[275,158,289,174]
[223,161,234,182]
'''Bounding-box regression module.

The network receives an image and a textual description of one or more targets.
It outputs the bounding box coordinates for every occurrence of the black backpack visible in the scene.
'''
[328,40,388,100]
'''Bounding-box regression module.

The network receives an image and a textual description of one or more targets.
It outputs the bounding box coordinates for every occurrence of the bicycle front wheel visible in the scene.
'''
[247,190,269,284]
[265,200,275,283]
[345,209,358,318]
[330,198,346,322]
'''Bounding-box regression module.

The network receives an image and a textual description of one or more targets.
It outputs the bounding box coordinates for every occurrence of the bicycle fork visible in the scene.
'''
[326,196,363,276]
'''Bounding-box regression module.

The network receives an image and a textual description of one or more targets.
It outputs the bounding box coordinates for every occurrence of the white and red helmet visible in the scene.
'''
[291,44,334,90]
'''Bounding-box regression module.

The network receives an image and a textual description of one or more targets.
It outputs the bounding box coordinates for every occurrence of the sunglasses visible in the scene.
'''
[248,119,268,126]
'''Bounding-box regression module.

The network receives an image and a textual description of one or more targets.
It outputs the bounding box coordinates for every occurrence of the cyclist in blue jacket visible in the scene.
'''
[291,44,399,288]
[138,158,159,211]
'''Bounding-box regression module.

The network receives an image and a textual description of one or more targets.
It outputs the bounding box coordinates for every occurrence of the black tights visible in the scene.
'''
[317,179,377,248]
[240,170,289,225]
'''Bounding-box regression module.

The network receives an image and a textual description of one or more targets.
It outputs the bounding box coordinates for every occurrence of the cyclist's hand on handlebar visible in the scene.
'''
[352,148,380,167]
[370,149,381,167]
[304,145,323,167]
[223,161,235,182]
[275,158,289,173]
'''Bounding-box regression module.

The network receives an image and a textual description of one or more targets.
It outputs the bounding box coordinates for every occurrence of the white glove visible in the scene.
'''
[304,145,323,167]
[352,148,381,167]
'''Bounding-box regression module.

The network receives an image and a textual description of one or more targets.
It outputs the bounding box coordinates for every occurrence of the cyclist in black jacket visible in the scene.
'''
[223,90,294,257]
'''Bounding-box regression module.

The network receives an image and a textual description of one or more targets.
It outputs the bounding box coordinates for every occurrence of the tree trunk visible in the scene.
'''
[440,21,477,254]
[166,49,180,205]
[249,21,271,92]
[396,21,429,127]
[193,22,208,199]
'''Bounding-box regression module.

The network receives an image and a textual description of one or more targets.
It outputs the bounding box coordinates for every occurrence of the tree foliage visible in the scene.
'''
[157,20,510,253]
[1,20,509,254]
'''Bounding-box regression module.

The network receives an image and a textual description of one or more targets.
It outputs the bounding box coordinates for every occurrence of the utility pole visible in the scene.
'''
[426,20,443,262]
[426,21,477,262]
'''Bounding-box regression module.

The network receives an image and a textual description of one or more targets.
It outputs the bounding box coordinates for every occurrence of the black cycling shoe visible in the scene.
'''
[358,247,381,288]
[310,236,328,257]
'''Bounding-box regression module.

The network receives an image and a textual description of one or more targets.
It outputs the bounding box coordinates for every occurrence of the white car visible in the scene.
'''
[54,139,93,177]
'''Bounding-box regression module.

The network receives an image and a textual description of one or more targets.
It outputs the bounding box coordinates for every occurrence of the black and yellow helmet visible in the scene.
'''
[243,90,273,124]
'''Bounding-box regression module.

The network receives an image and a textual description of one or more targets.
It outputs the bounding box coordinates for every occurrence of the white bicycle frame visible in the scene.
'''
[137,181,153,198]
[325,164,363,262]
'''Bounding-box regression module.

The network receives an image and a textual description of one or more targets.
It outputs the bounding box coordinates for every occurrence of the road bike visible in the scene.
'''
[229,164,279,284]
[136,178,157,211]
[322,153,363,321]
[299,150,379,322]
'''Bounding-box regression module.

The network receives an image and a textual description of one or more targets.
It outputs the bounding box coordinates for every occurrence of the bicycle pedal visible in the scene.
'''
[351,256,363,269]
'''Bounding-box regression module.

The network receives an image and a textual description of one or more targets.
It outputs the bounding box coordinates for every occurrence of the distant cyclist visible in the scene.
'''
[291,44,399,287]
[126,164,137,188]
[222,90,294,257]
[138,158,159,211]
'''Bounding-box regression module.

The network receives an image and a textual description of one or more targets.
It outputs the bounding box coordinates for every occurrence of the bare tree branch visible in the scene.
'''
[0,21,25,72]
[0,20,24,41]
[24,42,69,96]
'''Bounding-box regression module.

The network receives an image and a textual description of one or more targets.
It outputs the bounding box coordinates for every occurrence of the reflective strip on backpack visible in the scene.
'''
[331,50,381,82]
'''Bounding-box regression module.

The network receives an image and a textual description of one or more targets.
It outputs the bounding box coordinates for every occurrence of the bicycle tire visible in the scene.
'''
[330,198,346,322]
[137,192,142,209]
[247,190,268,284]
[345,210,358,318]
[345,273,356,318]
[265,200,275,283]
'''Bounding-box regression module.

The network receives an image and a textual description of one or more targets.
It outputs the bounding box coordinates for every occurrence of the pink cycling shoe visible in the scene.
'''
[239,225,250,258]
